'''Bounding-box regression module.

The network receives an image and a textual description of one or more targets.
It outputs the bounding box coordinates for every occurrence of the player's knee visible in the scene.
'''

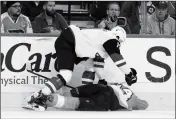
[59,70,72,84]
[46,94,66,108]
[93,53,105,68]
[45,70,72,93]
[45,74,66,93]
[46,94,58,107]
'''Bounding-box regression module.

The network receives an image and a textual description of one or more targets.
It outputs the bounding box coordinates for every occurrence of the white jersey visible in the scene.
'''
[69,25,118,58]
[110,84,133,110]
[1,12,33,33]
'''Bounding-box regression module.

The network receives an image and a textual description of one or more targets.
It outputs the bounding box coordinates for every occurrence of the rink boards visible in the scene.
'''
[1,36,175,111]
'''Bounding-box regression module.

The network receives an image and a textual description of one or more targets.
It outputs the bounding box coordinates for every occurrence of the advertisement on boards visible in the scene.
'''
[1,36,175,93]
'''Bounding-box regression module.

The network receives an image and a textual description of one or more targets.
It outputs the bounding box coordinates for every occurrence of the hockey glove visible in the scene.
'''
[98,79,108,85]
[125,68,137,86]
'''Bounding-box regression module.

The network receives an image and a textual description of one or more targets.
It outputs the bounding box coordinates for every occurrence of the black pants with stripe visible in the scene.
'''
[54,27,76,71]
[55,27,88,71]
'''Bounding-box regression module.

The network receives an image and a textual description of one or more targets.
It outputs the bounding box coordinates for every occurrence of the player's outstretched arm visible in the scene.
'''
[103,39,137,86]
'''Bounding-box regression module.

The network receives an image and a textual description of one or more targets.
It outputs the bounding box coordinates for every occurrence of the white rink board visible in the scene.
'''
[1,36,175,111]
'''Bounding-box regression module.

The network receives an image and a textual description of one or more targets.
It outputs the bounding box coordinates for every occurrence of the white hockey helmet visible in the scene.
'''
[111,26,127,43]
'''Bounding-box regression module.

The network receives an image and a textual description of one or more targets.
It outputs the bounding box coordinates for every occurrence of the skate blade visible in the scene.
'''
[22,103,46,111]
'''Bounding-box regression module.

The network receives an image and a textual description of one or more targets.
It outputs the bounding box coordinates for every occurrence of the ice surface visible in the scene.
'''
[2,107,175,119]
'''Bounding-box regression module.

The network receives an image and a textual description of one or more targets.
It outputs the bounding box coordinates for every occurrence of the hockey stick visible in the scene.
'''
[109,82,126,85]
[26,70,75,89]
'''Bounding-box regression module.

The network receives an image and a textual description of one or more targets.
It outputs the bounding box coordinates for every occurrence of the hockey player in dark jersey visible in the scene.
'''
[24,25,138,111]
[25,83,148,111]
[45,83,148,111]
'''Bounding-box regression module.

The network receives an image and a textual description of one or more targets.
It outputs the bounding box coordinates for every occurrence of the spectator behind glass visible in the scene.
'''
[147,1,175,35]
[120,1,141,34]
[95,2,131,34]
[147,1,175,20]
[169,1,176,20]
[32,1,68,34]
[1,1,7,14]
[1,1,33,33]
[21,1,43,22]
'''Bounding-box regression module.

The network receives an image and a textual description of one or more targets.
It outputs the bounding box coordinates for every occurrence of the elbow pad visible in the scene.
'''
[103,39,120,55]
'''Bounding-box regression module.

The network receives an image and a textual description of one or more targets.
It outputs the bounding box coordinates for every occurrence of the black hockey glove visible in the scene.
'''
[125,68,137,86]
[98,79,108,85]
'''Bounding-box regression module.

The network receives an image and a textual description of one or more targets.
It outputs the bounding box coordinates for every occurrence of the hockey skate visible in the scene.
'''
[22,90,48,111]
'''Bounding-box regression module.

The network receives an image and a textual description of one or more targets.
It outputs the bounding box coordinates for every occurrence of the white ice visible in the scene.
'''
[2,107,175,119]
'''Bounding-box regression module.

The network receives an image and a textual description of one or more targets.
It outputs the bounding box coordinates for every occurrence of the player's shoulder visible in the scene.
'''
[1,12,9,21]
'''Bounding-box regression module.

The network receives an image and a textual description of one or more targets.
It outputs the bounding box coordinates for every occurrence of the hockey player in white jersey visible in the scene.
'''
[24,25,137,111]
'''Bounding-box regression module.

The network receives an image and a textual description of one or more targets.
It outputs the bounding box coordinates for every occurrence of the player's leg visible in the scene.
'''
[81,54,107,85]
[46,84,114,111]
[25,27,76,110]
[81,59,96,85]
[93,53,105,80]
[70,84,110,97]
[41,27,76,96]
[93,53,108,85]
[46,94,80,110]
[73,84,119,111]
[46,93,99,111]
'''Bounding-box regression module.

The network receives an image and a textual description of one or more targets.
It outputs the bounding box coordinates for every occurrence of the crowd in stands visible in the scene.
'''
[147,1,175,35]
[1,1,175,35]
[94,2,131,34]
